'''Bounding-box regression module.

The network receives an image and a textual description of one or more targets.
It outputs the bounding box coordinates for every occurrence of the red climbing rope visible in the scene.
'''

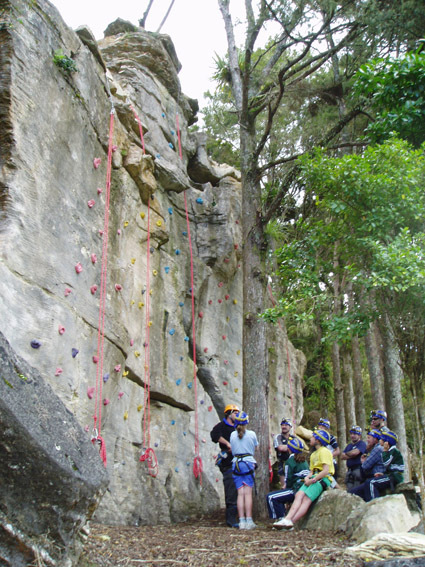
[93,108,115,467]
[177,113,202,483]
[131,105,158,477]
[267,284,296,429]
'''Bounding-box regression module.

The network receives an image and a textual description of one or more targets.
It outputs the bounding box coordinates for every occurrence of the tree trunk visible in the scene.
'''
[364,320,385,411]
[342,345,356,434]
[380,314,409,479]
[351,336,366,432]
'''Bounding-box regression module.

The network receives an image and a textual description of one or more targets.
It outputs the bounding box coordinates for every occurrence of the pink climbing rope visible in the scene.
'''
[131,105,158,477]
[267,284,296,429]
[93,109,115,466]
[177,113,202,483]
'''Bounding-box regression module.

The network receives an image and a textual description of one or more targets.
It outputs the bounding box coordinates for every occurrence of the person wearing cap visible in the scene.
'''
[210,404,240,527]
[348,429,385,501]
[370,409,387,431]
[273,418,294,487]
[341,426,367,490]
[266,437,309,521]
[317,418,340,477]
[230,411,259,530]
[274,429,335,530]
[366,430,405,500]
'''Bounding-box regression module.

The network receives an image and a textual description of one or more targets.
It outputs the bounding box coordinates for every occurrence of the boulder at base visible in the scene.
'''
[345,532,425,563]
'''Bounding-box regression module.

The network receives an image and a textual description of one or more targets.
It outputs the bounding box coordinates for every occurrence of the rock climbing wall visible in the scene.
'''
[0,0,306,526]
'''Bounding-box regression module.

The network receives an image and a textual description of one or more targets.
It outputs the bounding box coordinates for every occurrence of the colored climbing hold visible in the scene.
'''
[224,258,230,263]
[91,254,97,264]
[75,263,83,274]
[90,285,97,295]
[164,266,170,274]
[235,388,239,393]
[234,372,238,377]
[234,244,239,250]
[87,199,95,208]
[123,221,129,228]
[71,348,79,358]
[208,300,212,305]
[222,335,226,340]
[150,247,154,254]
[175,249,180,255]
[124,411,128,420]
[169,328,175,335]
[115,284,122,291]
[118,391,124,399]
[237,349,241,355]
[175,467,179,472]
[31,339,42,349]
[198,311,204,318]
[84,425,89,432]
[156,154,161,159]
[168,142,174,149]
[224,360,229,365]
[131,258,136,264]
[55,367,63,376]
[112,145,118,152]
[183,431,187,436]
[202,439,206,443]
[182,231,187,236]
[223,381,228,386]
[196,197,203,204]
[137,404,143,412]
[161,112,166,117]
[208,406,213,412]
[171,420,176,425]
[130,339,134,347]
[134,351,141,357]
[218,282,224,287]
[226,316,230,322]
[148,321,153,327]
[156,220,162,227]
[187,382,193,389]
[218,299,222,304]
[233,299,238,305]
[117,229,121,235]
[203,348,208,353]
[114,364,121,373]
[97,187,103,194]
[103,398,110,406]
[184,336,189,342]
[236,220,239,224]
[178,302,184,308]
[200,400,205,405]
[130,300,135,305]
[171,129,175,135]
[153,270,158,276]
[87,386,95,399]
[140,212,145,219]
[93,157,101,169]
[138,302,144,308]
[123,371,129,377]
[225,294,230,300]
[64,288,72,297]
[103,373,110,383]
[92,355,99,363]
[176,379,182,385]
[179,356,183,361]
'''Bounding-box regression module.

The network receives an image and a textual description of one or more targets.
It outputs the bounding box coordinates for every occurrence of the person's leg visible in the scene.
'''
[267,489,293,519]
[244,485,253,518]
[285,489,306,521]
[222,467,238,526]
[237,485,246,519]
[369,477,392,500]
[290,494,313,523]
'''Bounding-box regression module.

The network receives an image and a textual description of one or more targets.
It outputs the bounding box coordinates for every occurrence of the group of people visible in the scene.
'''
[211,405,405,530]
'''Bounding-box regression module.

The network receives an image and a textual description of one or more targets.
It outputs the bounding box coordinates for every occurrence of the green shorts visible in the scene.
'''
[299,476,331,502]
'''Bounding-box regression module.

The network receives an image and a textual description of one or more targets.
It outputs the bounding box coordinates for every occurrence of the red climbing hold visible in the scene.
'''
[90,285,97,295]
[92,355,99,363]
[55,367,63,376]
[64,287,72,297]
[225,294,230,300]
[223,381,228,385]
[224,360,229,365]
[204,347,208,353]
[218,282,223,288]
[58,325,65,335]
[114,364,121,373]
[234,244,239,250]
[91,254,97,264]
[222,335,226,340]
[115,284,122,291]
[208,300,212,305]
[88,199,95,208]
[93,157,101,169]
[130,339,134,346]
[208,405,213,412]
[118,392,124,399]
[75,263,83,274]
[198,311,204,318]
[87,386,95,399]
[97,188,103,195]
[224,258,230,263]
[218,299,222,304]
[103,398,110,405]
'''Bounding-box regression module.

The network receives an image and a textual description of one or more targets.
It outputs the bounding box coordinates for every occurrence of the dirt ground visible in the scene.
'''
[78,513,364,567]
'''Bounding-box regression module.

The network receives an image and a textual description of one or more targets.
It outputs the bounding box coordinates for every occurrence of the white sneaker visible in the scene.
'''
[245,519,257,530]
[239,519,247,530]
[273,517,294,530]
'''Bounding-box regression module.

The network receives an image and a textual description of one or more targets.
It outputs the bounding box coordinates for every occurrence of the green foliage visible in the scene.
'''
[355,50,425,147]
[53,49,78,74]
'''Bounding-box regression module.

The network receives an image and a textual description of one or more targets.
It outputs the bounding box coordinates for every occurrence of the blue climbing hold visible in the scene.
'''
[179,301,184,307]
[184,336,189,342]
[186,461,191,466]
[179,356,183,361]
[168,207,173,214]
[183,431,187,436]
[168,142,174,149]
[171,420,176,425]
[171,129,175,135]
[176,378,182,385]
[187,382,193,389]
[71,348,79,358]
[103,373,110,383]
[165,266,170,274]
[196,197,204,204]
[200,400,205,405]
[161,112,166,117]
[169,329,175,336]
[175,249,181,255]
[182,231,187,236]
[31,339,41,349]
[156,154,161,159]
[175,467,179,472]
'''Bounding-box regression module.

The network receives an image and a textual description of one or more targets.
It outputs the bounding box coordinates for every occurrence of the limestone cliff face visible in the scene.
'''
[0,0,306,527]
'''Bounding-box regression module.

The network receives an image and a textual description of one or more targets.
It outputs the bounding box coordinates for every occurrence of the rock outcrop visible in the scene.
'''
[0,0,306,548]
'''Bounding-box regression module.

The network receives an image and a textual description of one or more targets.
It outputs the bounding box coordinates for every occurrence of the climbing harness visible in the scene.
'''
[176,113,203,484]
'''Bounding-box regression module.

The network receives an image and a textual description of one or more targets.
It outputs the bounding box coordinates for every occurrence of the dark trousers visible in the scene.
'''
[222,466,238,526]
[266,488,295,519]
[345,467,363,491]
[349,476,393,502]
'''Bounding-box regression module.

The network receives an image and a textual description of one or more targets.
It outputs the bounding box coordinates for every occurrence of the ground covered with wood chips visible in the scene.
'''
[78,513,364,567]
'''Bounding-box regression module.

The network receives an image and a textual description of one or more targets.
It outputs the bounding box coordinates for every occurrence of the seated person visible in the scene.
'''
[274,429,335,530]
[348,429,384,502]
[341,426,367,490]
[366,429,404,500]
[273,418,294,487]
[266,438,309,520]
[316,418,340,477]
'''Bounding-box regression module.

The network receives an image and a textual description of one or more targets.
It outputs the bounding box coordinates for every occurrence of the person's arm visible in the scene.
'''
[362,447,381,472]
[218,436,231,451]
[341,447,361,460]
[332,447,341,457]
[304,464,330,486]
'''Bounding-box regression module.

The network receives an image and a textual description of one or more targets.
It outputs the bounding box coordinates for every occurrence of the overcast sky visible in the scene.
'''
[49,0,248,108]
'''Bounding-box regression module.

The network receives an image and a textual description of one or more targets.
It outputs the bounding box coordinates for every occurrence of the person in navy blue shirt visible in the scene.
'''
[348,429,385,501]
[341,426,367,490]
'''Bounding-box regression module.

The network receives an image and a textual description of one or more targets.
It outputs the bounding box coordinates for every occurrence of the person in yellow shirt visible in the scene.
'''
[274,429,334,530]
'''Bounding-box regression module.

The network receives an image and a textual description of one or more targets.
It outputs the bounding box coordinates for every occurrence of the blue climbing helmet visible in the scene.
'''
[370,409,387,422]
[380,430,398,446]
[234,411,249,426]
[367,429,382,441]
[313,429,331,446]
[281,418,293,427]
[350,426,362,435]
[318,417,331,429]
[287,437,304,454]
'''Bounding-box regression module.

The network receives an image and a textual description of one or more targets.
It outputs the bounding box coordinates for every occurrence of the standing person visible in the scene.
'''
[274,429,335,530]
[273,418,294,487]
[266,438,309,521]
[366,430,405,500]
[210,404,240,528]
[341,426,367,490]
[370,410,388,431]
[348,429,385,501]
[317,418,340,477]
[230,411,258,530]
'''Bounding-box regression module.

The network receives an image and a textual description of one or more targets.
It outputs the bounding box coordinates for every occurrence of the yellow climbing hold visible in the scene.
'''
[233,299,238,304]
[137,404,143,412]
[124,221,129,228]
[234,371,238,377]
[130,300,135,305]
[123,371,129,377]
[134,351,141,357]
[124,411,129,420]
[226,316,230,322]
[149,290,153,295]
[138,302,144,308]
[156,220,162,227]
[237,349,241,355]
[131,258,136,264]
[153,270,158,276]
[234,388,239,393]
[140,212,145,219]
[148,321,153,327]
